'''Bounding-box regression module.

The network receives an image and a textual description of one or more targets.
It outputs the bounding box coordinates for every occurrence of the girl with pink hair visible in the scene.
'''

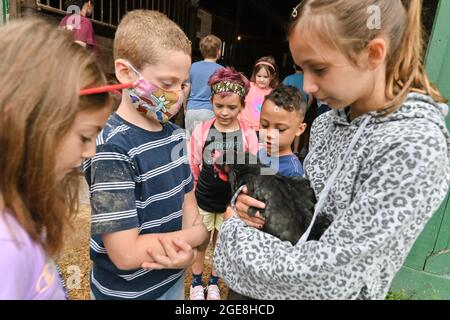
[188,67,258,300]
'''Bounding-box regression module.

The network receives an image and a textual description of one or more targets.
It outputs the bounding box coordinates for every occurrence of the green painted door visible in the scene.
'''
[390,0,450,300]
[1,0,8,24]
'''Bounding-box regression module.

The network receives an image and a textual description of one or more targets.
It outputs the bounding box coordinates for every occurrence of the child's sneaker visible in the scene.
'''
[190,285,205,300]
[206,284,221,300]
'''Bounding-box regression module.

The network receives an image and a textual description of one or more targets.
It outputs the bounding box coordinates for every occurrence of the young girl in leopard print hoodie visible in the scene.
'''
[213,0,450,300]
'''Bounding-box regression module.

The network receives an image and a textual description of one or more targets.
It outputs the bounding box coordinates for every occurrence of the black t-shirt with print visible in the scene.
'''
[195,125,243,213]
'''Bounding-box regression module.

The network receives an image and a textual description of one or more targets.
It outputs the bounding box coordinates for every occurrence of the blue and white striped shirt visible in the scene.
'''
[84,113,193,300]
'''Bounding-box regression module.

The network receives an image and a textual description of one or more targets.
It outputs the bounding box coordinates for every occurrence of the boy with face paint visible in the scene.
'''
[84,10,209,300]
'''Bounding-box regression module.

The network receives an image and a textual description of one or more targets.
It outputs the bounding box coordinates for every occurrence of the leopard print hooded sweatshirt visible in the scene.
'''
[214,93,450,300]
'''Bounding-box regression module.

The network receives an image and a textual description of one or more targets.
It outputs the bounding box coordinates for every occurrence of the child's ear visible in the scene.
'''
[366,38,387,70]
[295,122,307,137]
[115,59,134,84]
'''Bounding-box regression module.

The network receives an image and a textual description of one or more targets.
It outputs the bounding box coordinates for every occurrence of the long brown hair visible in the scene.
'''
[288,0,447,110]
[250,56,280,89]
[0,18,111,256]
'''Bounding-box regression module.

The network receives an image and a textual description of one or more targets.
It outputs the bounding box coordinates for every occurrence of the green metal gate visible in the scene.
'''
[1,0,8,24]
[390,0,450,299]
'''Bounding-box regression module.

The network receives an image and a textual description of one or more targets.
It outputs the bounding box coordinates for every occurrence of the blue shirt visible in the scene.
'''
[187,60,223,111]
[317,101,332,115]
[258,149,304,177]
[282,73,308,102]
[84,113,193,300]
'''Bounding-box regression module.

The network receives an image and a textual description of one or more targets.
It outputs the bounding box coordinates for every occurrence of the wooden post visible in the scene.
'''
[7,0,37,18]
[21,0,37,17]
[8,0,19,19]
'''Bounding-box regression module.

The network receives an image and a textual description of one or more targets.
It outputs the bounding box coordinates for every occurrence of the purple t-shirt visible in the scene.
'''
[0,210,66,300]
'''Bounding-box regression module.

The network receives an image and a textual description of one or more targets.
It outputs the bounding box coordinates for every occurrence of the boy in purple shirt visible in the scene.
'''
[60,0,96,52]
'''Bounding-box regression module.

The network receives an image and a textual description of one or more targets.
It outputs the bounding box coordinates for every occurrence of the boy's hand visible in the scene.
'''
[229,186,266,229]
[141,238,197,270]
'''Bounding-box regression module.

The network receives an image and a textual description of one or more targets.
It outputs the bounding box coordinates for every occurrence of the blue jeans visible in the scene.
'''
[157,274,185,300]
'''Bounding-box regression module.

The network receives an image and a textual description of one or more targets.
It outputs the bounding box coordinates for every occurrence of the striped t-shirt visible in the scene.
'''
[84,113,193,300]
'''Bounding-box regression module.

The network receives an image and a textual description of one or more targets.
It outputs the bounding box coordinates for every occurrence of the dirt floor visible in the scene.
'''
[57,178,229,300]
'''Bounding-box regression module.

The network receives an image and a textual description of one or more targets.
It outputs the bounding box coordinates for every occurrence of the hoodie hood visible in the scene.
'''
[330,93,447,124]
[329,93,450,154]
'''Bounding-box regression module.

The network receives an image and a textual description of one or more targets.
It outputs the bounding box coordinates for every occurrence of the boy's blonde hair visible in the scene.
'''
[289,0,447,111]
[114,10,192,70]
[0,18,111,256]
[200,34,222,59]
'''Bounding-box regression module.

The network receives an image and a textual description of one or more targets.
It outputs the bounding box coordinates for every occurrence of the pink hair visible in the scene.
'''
[208,67,250,104]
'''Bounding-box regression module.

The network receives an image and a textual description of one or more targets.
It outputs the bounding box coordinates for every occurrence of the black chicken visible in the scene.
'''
[215,151,330,300]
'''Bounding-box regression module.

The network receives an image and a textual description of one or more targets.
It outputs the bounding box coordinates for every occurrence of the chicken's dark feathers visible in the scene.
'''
[217,151,331,300]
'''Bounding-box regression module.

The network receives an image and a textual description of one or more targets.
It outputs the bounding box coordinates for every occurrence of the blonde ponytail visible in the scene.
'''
[386,0,447,110]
